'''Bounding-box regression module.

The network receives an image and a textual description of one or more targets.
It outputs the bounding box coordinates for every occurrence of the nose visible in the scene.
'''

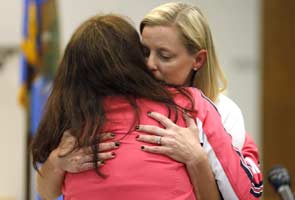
[146,53,157,71]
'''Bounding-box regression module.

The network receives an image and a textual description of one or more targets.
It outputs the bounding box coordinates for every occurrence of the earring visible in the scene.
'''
[193,67,198,71]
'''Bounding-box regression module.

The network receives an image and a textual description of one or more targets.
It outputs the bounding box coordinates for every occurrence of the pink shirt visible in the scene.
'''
[62,88,260,200]
[63,90,196,200]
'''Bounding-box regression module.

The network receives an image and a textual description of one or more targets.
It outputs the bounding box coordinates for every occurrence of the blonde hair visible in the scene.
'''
[140,2,227,102]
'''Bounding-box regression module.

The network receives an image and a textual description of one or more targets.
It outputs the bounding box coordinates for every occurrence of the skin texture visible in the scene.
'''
[141,26,198,86]
[136,112,203,164]
[51,131,118,173]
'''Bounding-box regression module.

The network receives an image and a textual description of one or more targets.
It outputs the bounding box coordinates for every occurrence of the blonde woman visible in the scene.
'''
[137,2,263,199]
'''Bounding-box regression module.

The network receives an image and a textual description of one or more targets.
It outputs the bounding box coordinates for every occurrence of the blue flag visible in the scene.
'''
[20,0,60,199]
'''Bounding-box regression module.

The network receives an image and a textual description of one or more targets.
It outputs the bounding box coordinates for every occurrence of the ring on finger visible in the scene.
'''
[156,136,162,145]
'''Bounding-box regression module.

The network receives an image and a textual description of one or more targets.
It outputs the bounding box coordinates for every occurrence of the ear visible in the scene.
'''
[192,49,207,71]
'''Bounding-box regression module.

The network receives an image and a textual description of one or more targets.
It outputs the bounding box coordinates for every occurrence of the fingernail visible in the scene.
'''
[135,125,140,130]
[110,132,115,137]
[114,141,120,147]
[141,146,145,150]
[147,111,152,115]
[111,152,116,157]
[136,135,139,139]
[100,160,105,164]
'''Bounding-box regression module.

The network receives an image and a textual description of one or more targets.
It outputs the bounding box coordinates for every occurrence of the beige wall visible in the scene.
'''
[0,55,26,200]
[0,1,25,199]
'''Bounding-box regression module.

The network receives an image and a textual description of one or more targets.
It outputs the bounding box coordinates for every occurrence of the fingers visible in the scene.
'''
[58,130,77,156]
[76,151,115,173]
[76,160,105,173]
[140,145,170,155]
[136,125,167,136]
[183,112,197,128]
[61,131,115,151]
[99,132,116,142]
[68,151,116,173]
[84,141,120,153]
[136,135,166,145]
[99,151,116,161]
[147,112,177,128]
[80,151,116,163]
[98,141,120,152]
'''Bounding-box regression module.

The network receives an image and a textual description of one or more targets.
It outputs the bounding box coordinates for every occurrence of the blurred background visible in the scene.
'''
[0,0,294,199]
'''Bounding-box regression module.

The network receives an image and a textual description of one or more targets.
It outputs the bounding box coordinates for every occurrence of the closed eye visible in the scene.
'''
[158,51,173,61]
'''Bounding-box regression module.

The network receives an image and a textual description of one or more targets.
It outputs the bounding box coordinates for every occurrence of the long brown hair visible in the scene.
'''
[31,14,195,175]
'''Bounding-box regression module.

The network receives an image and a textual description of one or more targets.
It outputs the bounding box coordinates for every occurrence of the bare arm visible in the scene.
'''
[186,153,220,200]
[36,149,65,199]
[36,131,119,199]
[182,113,220,199]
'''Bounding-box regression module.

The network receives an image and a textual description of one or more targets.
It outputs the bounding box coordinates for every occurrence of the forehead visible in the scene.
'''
[141,26,185,50]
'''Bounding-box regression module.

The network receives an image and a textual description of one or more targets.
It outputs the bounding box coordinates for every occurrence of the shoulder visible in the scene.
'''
[215,93,246,150]
[215,94,241,114]
[214,93,245,121]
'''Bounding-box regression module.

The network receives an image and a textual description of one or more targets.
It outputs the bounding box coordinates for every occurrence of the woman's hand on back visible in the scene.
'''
[49,130,119,173]
[136,112,207,165]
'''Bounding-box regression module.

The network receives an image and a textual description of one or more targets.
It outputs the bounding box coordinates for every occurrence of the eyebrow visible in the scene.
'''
[141,42,175,54]
[158,47,174,54]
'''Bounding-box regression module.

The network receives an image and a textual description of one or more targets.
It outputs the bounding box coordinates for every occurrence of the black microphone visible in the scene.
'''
[268,166,295,200]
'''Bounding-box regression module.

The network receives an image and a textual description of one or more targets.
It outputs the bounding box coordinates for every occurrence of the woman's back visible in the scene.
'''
[63,90,196,200]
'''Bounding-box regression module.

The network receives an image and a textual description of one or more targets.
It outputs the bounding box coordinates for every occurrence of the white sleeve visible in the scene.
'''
[214,94,246,150]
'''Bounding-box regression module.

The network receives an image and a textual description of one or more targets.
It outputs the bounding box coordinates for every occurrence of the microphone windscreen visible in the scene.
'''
[268,165,291,191]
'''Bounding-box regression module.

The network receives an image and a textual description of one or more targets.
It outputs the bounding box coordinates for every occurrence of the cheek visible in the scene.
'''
[158,67,181,84]
[161,64,193,85]
[157,64,173,77]
[159,62,184,77]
